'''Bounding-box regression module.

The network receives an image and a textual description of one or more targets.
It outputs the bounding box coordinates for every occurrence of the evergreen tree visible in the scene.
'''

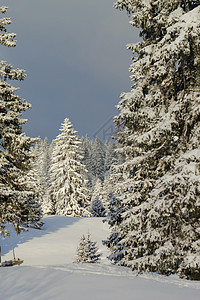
[91,137,105,182]
[81,136,107,189]
[81,134,94,188]
[103,193,124,264]
[102,164,126,263]
[19,165,43,229]
[74,233,101,263]
[107,1,200,279]
[0,6,42,235]
[33,137,54,215]
[105,141,123,172]
[90,196,106,217]
[50,118,91,217]
[102,170,117,211]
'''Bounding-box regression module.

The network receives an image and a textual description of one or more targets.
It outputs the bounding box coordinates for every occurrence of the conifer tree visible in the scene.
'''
[84,137,105,186]
[106,0,200,279]
[74,233,101,263]
[81,134,94,188]
[50,118,91,217]
[102,164,126,263]
[103,195,125,263]
[90,196,106,217]
[33,137,54,215]
[0,5,42,235]
[19,165,43,229]
[105,141,123,172]
[92,137,105,182]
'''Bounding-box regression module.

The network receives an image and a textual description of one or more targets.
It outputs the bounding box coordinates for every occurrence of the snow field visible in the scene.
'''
[0,216,199,300]
[1,216,110,266]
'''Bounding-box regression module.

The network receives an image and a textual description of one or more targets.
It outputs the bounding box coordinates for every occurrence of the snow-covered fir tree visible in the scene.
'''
[81,134,95,188]
[33,137,54,215]
[105,141,123,172]
[105,0,200,280]
[90,178,103,203]
[81,136,105,187]
[103,194,125,263]
[49,118,91,217]
[91,137,105,182]
[102,164,126,263]
[103,142,124,211]
[102,165,121,212]
[81,135,122,191]
[19,164,43,229]
[74,233,101,263]
[90,196,106,217]
[0,6,42,235]
[40,137,54,215]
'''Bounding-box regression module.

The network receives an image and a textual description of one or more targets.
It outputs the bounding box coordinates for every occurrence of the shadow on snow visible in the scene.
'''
[0,215,81,256]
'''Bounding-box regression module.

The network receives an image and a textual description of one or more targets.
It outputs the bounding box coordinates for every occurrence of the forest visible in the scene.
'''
[0,0,199,281]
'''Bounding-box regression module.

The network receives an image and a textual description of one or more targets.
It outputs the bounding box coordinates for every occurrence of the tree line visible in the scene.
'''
[32,125,122,217]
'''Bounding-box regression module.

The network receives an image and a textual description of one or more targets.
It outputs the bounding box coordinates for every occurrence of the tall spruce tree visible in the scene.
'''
[0,5,42,235]
[106,0,200,280]
[50,118,91,217]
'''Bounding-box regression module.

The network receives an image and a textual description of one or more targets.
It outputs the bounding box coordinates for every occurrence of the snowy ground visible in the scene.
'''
[0,216,199,300]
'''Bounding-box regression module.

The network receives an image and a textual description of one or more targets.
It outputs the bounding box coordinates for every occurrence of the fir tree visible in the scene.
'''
[107,1,200,280]
[33,137,54,215]
[81,136,107,189]
[91,178,103,202]
[90,196,106,217]
[19,158,43,229]
[0,6,42,235]
[102,163,127,263]
[50,118,91,217]
[91,137,105,182]
[74,233,101,263]
[105,141,123,172]
[81,134,94,188]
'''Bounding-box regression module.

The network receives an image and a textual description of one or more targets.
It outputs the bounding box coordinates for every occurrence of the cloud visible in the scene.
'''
[1,0,140,141]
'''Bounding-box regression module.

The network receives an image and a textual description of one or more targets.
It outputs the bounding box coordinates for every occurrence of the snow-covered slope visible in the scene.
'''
[1,216,109,266]
[0,216,199,300]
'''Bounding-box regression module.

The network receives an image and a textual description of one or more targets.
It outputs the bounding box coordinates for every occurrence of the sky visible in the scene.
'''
[1,0,140,142]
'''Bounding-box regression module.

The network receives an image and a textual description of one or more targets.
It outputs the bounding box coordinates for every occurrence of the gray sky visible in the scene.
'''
[1,0,140,142]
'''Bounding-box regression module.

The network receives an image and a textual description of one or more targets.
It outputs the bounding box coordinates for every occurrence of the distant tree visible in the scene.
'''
[90,196,106,217]
[81,136,105,188]
[50,118,91,217]
[104,141,123,172]
[101,171,115,211]
[0,5,42,235]
[74,233,101,263]
[91,137,105,182]
[81,134,94,188]
[81,136,122,192]
[33,137,54,215]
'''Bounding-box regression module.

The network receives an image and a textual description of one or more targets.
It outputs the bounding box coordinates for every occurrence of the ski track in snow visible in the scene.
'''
[36,263,200,290]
